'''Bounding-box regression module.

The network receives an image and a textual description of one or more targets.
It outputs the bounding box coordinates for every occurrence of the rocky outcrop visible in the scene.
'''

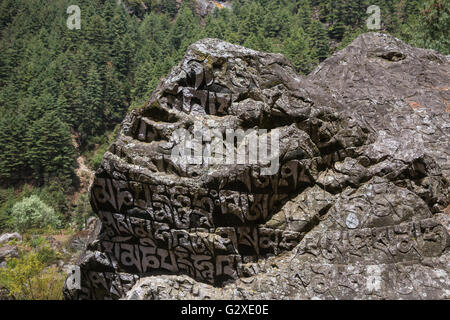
[0,245,18,263]
[308,33,450,182]
[0,233,21,270]
[67,218,100,251]
[64,33,449,300]
[0,233,22,245]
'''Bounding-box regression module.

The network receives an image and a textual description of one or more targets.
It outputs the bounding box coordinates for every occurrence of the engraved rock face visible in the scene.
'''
[308,32,450,181]
[64,33,449,300]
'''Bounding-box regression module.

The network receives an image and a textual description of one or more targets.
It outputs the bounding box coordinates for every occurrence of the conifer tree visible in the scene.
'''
[309,20,330,63]
[26,111,76,186]
[282,26,313,74]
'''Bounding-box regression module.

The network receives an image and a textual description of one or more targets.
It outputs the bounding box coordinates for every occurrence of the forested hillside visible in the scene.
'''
[0,0,448,231]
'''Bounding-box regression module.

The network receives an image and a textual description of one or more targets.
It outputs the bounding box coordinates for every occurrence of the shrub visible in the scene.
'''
[37,245,60,265]
[33,181,69,216]
[91,145,107,170]
[71,193,94,231]
[0,187,23,232]
[9,195,62,232]
[0,251,64,300]
[28,235,46,248]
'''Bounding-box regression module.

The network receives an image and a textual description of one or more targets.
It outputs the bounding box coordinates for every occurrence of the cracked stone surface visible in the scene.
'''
[63,32,449,300]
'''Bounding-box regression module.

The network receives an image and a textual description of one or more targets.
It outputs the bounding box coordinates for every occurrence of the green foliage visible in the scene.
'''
[0,187,15,231]
[28,235,46,248]
[26,111,77,186]
[33,182,69,217]
[90,144,109,171]
[0,0,132,187]
[84,127,119,171]
[70,193,94,231]
[283,26,314,74]
[0,249,64,300]
[309,20,331,62]
[413,0,449,54]
[9,195,62,232]
[37,245,60,265]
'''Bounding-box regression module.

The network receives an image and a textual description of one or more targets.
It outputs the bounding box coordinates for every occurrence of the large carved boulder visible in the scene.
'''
[64,33,449,300]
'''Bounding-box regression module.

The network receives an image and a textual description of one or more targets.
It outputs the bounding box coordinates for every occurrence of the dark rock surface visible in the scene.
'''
[64,33,449,300]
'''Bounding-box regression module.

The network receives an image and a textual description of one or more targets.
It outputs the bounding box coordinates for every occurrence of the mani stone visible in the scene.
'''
[64,32,449,300]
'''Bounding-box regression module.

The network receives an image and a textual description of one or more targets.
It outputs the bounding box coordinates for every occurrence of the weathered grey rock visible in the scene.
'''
[0,232,22,244]
[308,32,450,182]
[64,33,449,300]
[68,234,90,251]
[68,218,101,251]
[0,245,18,263]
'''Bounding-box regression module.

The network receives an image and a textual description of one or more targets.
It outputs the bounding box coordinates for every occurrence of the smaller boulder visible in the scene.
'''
[0,245,19,263]
[68,231,91,251]
[0,233,22,244]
